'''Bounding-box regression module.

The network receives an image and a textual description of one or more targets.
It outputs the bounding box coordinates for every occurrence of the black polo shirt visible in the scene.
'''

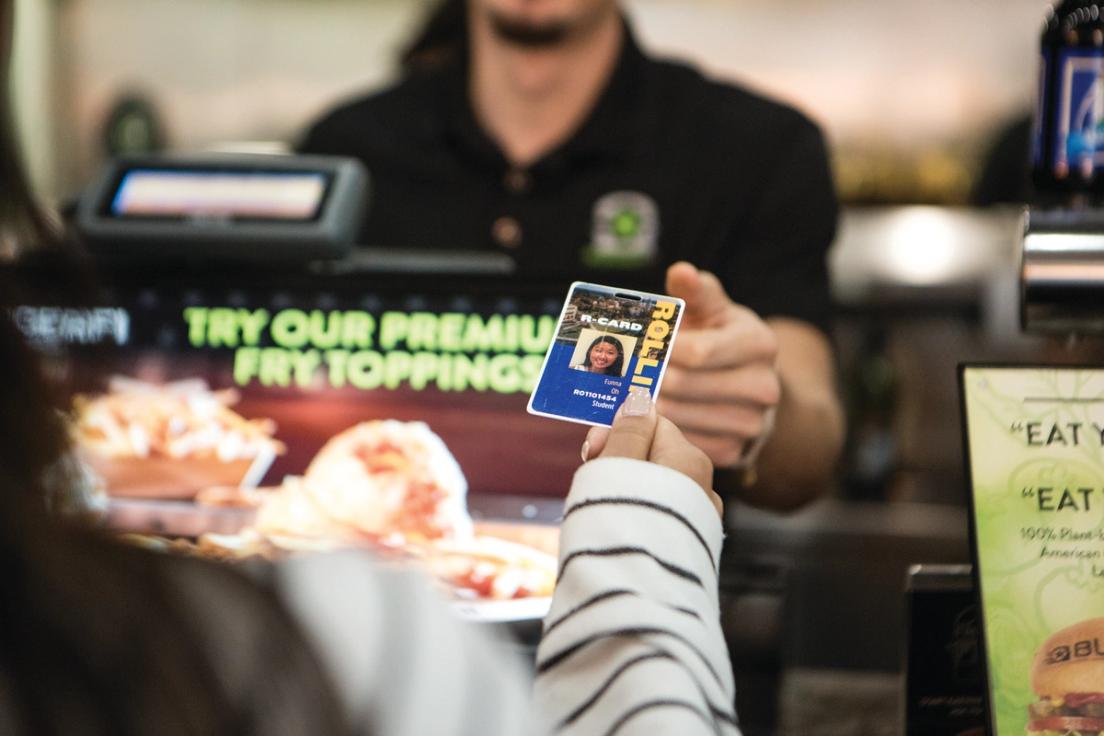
[299,25,838,335]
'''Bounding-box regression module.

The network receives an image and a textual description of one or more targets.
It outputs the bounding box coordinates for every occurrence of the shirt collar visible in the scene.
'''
[433,17,647,173]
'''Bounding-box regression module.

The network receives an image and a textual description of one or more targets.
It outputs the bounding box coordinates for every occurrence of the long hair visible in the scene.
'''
[0,5,348,731]
[582,335,625,376]
[0,262,349,736]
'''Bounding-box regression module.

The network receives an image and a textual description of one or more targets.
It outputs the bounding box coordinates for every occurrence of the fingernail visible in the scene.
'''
[580,440,590,462]
[622,390,653,417]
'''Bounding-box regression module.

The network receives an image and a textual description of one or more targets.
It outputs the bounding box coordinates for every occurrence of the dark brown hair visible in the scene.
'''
[0,307,348,734]
[0,4,348,731]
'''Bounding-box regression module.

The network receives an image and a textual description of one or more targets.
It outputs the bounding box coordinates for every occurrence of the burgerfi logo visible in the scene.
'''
[1045,636,1104,665]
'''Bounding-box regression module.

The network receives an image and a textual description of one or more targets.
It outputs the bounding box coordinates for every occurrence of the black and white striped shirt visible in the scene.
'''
[276,457,739,735]
[534,457,739,736]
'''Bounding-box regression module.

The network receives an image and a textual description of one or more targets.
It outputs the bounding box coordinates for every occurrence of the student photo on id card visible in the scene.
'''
[570,331,637,377]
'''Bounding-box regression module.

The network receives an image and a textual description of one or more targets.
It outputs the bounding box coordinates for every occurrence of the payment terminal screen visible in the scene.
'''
[110,169,328,221]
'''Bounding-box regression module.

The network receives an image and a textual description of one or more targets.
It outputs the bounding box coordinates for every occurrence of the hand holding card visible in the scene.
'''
[527,282,684,427]
[658,262,781,472]
[578,391,722,517]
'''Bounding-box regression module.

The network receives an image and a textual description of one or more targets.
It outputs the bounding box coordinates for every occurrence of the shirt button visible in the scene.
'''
[504,168,531,194]
[492,216,522,249]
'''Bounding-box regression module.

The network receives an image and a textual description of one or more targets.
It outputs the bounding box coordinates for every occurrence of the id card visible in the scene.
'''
[527,282,684,427]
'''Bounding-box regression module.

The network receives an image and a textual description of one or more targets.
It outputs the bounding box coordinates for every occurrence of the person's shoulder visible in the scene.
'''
[319,72,441,127]
[641,52,825,150]
[299,69,447,153]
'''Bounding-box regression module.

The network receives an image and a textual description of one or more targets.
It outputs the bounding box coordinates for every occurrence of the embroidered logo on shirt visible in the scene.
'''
[581,191,659,268]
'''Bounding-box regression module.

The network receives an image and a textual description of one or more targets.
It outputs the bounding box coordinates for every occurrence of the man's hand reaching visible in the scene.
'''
[658,261,780,471]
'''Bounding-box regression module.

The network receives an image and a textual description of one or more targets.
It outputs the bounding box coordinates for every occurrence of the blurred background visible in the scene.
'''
[14,0,1045,203]
[9,1,1078,734]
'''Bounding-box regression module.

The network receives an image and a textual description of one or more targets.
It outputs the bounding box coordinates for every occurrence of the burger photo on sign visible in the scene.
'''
[1028,618,1104,736]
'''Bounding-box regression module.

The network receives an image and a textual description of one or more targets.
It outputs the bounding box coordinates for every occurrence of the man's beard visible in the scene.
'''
[487,11,573,47]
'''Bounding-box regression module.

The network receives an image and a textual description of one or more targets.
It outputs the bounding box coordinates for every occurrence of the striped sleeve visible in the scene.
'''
[534,457,740,736]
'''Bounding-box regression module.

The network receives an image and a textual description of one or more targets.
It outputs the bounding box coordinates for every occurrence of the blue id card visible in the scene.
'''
[527,282,685,427]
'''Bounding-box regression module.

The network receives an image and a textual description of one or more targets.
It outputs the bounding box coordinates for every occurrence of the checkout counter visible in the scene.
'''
[22,152,1098,736]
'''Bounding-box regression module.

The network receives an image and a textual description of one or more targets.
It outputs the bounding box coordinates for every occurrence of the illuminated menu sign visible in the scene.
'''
[15,282,579,500]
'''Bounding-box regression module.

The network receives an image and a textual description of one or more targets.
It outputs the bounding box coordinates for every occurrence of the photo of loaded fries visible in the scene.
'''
[72,377,282,498]
[72,376,558,610]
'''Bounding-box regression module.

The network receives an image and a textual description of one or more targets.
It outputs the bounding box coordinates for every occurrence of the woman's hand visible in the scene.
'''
[581,390,722,517]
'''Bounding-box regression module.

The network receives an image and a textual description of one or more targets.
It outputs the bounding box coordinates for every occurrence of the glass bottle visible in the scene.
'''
[1033,1,1104,204]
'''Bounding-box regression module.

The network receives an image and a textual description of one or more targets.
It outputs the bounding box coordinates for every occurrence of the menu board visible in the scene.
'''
[961,366,1104,736]
[19,277,579,502]
[13,270,582,614]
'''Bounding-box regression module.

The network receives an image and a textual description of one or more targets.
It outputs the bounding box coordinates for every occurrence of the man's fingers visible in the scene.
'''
[661,363,781,406]
[670,313,778,369]
[656,395,768,440]
[599,393,658,460]
[682,430,748,470]
[665,262,731,327]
